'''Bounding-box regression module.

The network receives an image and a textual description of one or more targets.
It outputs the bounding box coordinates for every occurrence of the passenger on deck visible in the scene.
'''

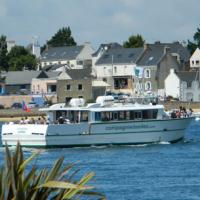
[36,117,41,124]
[171,111,177,118]
[24,116,30,124]
[20,118,25,124]
[30,118,35,124]
[58,116,64,124]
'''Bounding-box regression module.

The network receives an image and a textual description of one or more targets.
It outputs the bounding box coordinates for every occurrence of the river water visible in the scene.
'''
[0,121,200,199]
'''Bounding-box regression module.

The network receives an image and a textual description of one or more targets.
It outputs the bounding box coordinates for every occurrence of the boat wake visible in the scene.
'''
[158,141,171,145]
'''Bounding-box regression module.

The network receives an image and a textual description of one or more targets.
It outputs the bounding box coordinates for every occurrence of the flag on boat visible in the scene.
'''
[22,101,30,112]
[134,66,144,78]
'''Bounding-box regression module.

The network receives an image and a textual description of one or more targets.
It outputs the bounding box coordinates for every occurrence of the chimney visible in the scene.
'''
[144,43,149,50]
[155,41,160,45]
[164,46,170,54]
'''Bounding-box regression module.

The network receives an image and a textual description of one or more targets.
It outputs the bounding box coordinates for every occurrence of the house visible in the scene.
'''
[94,41,189,96]
[57,68,109,103]
[190,47,200,68]
[92,43,122,76]
[136,43,181,96]
[40,42,94,69]
[165,69,200,101]
[31,71,61,94]
[94,47,143,94]
[4,71,60,94]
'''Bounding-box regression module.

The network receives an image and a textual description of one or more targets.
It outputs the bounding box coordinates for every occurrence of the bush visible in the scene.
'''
[0,143,105,200]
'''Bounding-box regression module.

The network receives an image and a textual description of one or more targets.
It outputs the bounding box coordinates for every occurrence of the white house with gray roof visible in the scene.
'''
[94,47,143,94]
[40,42,94,69]
[190,47,200,68]
[165,69,200,101]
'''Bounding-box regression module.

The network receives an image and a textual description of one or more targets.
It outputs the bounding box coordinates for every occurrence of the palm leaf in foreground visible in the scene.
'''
[0,143,106,200]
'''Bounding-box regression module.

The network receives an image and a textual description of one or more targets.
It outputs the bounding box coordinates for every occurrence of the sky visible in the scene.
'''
[0,0,200,49]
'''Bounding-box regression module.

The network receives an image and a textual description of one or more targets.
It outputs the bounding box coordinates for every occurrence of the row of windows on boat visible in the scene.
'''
[56,109,158,123]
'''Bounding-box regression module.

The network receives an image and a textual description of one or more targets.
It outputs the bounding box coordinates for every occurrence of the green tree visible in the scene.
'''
[0,35,8,71]
[123,34,145,48]
[7,46,37,71]
[41,27,77,52]
[187,27,200,54]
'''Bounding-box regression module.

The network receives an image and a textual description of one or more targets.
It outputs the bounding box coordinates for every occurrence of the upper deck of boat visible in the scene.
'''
[40,103,164,112]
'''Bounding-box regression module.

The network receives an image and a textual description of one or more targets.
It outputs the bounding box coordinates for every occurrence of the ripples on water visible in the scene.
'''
[0,121,200,199]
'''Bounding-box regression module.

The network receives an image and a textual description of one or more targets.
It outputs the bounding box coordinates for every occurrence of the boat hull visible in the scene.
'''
[1,117,193,147]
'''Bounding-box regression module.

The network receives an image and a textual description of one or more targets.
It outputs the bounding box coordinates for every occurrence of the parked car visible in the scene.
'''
[27,102,38,109]
[11,102,22,109]
[0,104,5,109]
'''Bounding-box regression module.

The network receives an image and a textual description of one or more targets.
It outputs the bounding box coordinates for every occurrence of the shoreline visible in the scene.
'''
[0,108,46,122]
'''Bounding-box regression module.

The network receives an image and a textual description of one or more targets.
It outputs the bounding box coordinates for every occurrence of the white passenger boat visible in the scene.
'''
[1,97,194,147]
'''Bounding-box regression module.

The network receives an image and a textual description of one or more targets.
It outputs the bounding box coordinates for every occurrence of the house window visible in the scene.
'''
[78,84,83,90]
[136,83,140,92]
[196,60,200,65]
[103,78,107,82]
[192,61,194,65]
[114,78,128,89]
[124,66,127,74]
[33,85,35,93]
[114,66,117,74]
[66,84,71,91]
[145,81,151,91]
[104,67,106,75]
[77,60,83,65]
[145,69,151,78]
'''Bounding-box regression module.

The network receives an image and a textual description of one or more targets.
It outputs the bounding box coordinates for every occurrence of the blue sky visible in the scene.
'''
[0,0,199,49]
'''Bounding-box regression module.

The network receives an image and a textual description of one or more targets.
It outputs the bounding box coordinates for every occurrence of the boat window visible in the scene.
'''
[142,109,158,119]
[112,112,118,120]
[56,111,67,120]
[125,111,130,120]
[142,110,149,119]
[153,109,158,119]
[101,112,110,121]
[119,111,126,120]
[130,111,135,120]
[81,111,88,122]
[134,111,142,119]
[95,112,101,121]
